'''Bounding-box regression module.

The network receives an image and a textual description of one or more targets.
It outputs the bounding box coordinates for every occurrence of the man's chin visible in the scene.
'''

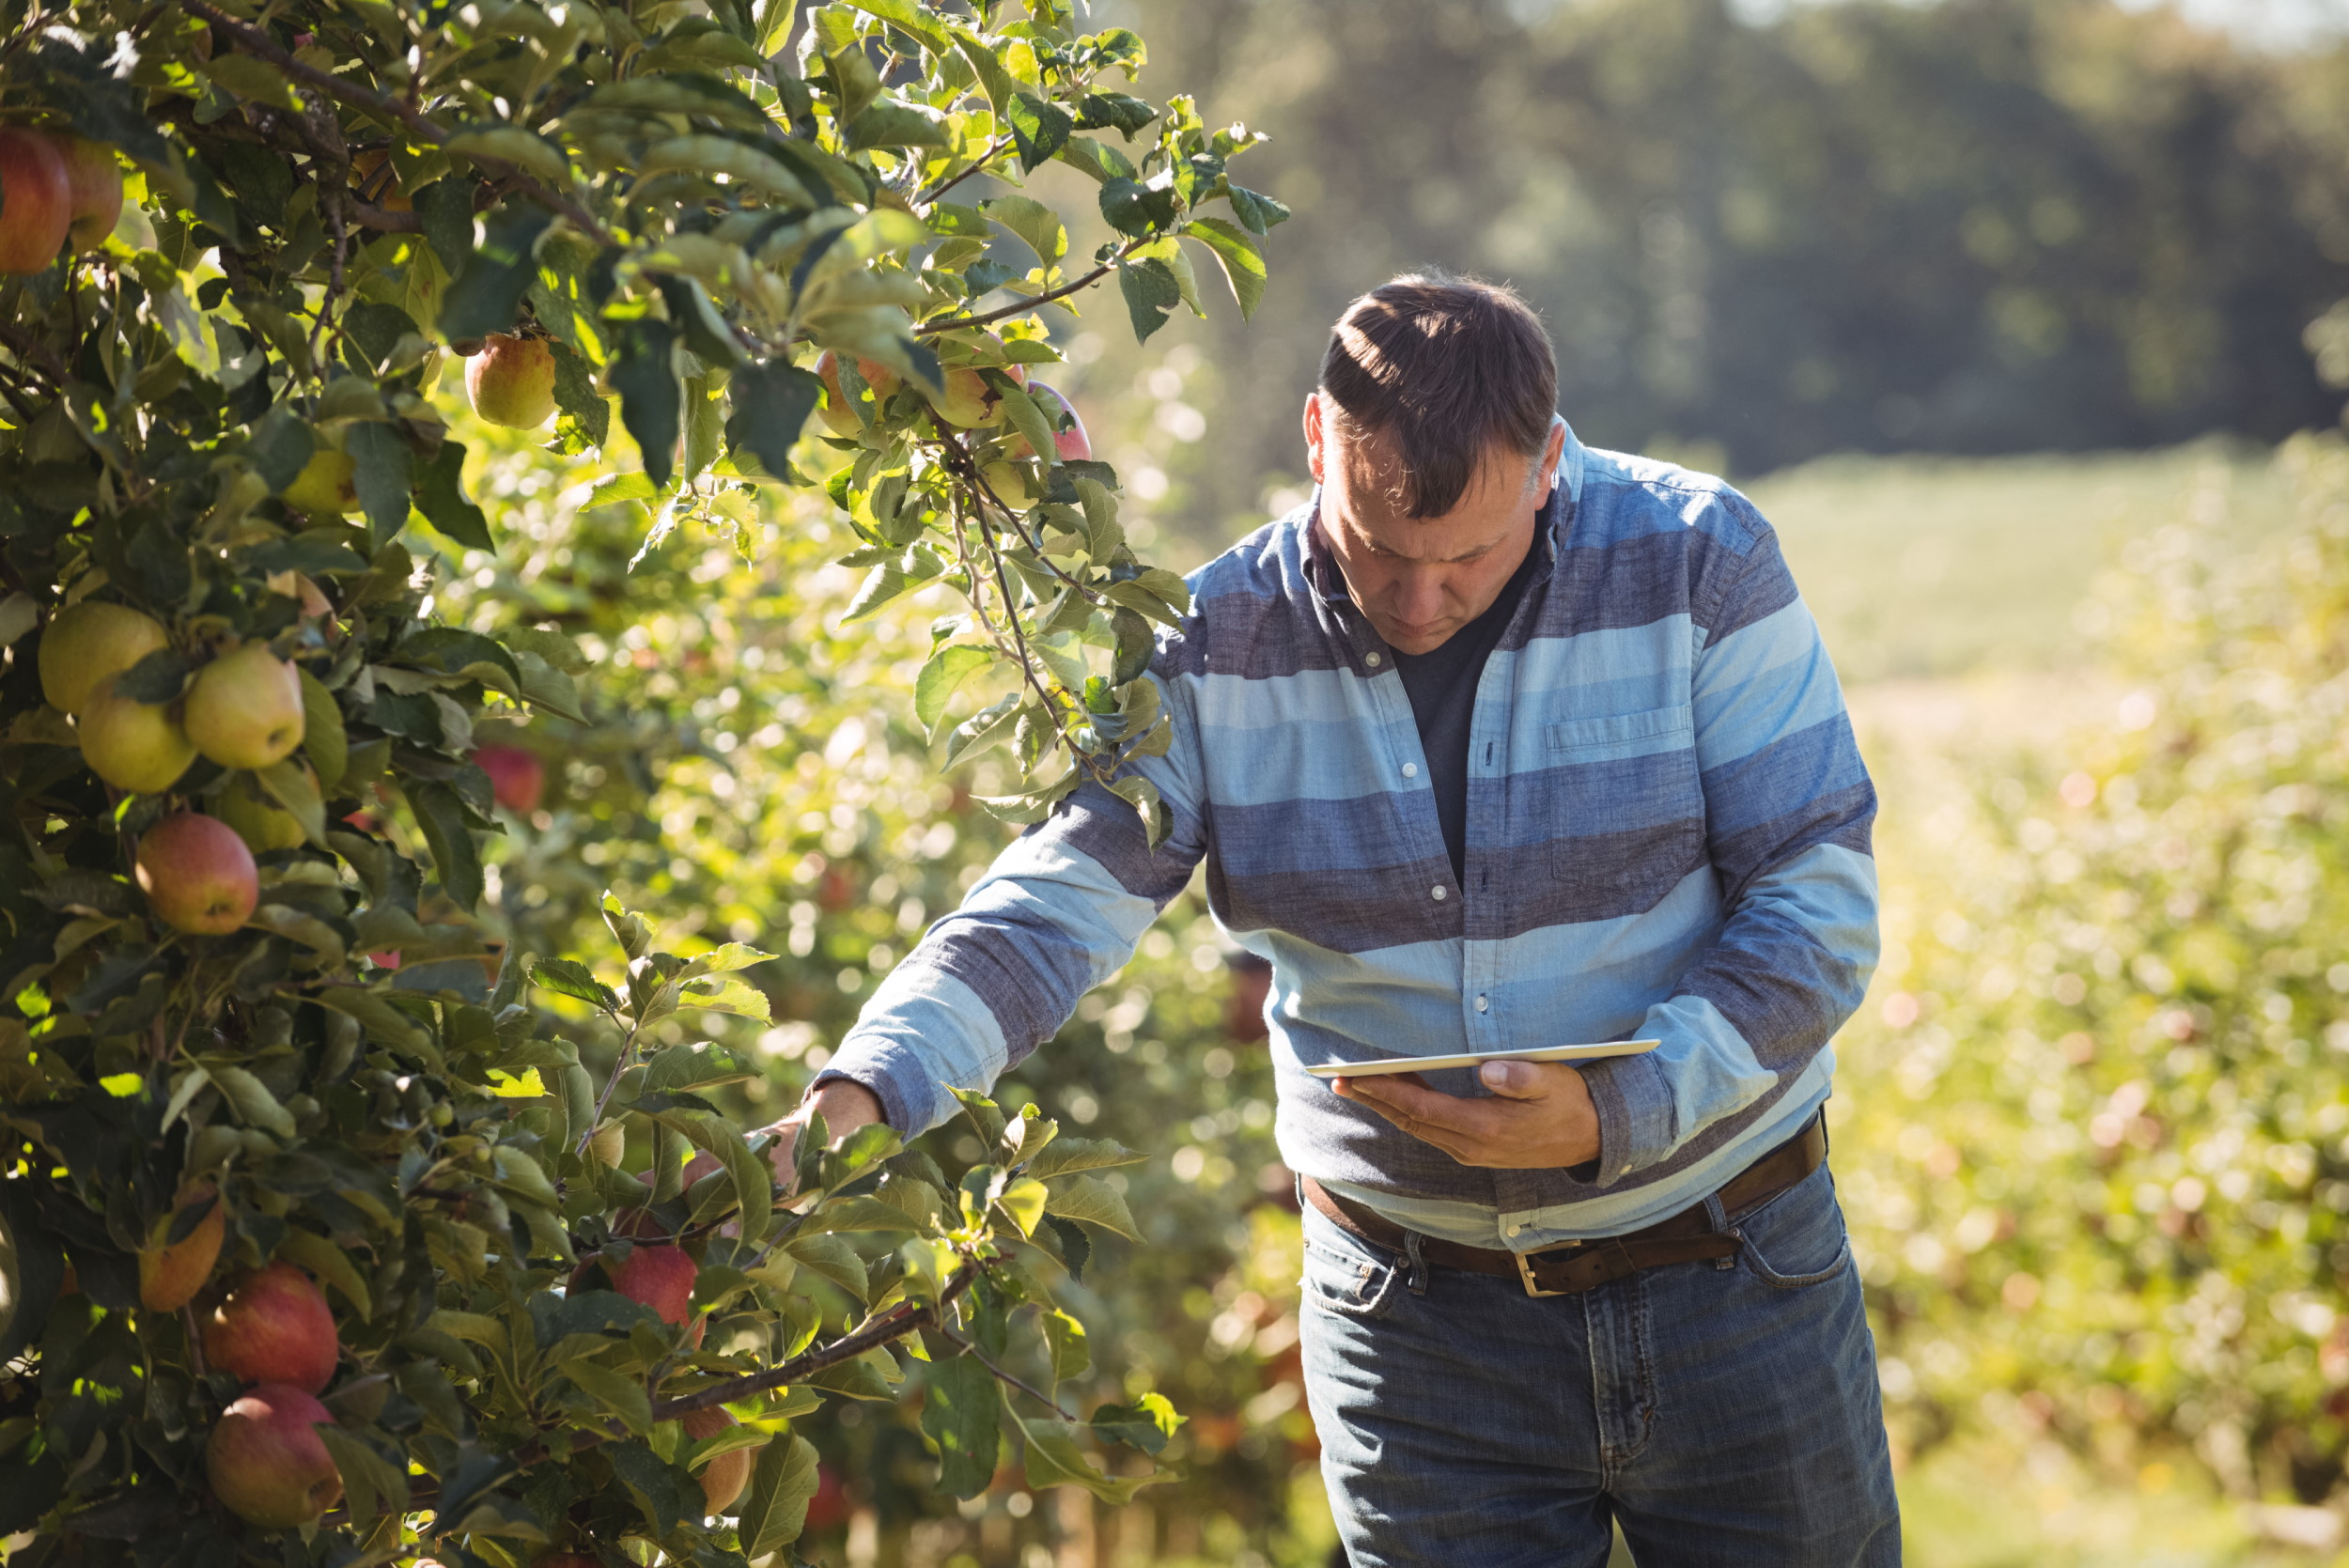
[1380,622,1457,654]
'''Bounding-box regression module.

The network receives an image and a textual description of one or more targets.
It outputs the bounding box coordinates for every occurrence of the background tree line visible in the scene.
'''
[1088,0,2349,542]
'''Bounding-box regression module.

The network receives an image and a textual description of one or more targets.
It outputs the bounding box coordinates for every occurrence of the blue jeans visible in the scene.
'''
[1299,1159,1900,1566]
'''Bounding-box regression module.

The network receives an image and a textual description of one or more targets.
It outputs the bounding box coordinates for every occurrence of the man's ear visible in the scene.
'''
[1303,391,1326,484]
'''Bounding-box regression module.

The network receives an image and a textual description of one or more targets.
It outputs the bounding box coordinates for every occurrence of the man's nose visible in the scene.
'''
[1392,569,1446,624]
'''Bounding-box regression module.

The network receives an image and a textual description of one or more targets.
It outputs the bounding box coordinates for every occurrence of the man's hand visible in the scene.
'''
[1332,1060,1600,1169]
[758,1079,886,1198]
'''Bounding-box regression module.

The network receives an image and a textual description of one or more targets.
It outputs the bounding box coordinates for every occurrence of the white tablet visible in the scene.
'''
[1303,1039,1661,1078]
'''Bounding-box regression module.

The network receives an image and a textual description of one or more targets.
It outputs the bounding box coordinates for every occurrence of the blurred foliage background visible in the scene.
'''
[407,0,2349,1563]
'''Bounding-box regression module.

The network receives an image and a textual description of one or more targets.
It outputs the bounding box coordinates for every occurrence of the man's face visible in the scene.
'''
[1306,394,1564,655]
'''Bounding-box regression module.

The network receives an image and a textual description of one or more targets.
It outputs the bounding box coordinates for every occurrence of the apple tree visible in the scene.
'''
[0,0,1283,1560]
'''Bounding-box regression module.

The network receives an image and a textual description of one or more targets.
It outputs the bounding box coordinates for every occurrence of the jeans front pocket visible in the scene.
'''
[1299,1229,1406,1321]
[1734,1162,1853,1290]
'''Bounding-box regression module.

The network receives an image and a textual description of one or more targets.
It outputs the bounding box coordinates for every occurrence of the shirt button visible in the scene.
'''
[1431,886,1447,901]
[1402,763,1419,779]
[1475,994,1489,1012]
[1365,651,1382,667]
[1505,1223,1522,1237]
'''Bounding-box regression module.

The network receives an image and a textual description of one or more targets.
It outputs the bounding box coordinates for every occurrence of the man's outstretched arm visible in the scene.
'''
[764,673,1209,1175]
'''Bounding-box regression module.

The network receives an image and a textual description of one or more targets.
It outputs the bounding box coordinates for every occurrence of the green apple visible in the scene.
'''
[50,134,122,251]
[39,600,169,715]
[134,813,258,935]
[815,350,902,436]
[681,1405,758,1514]
[466,333,557,428]
[215,772,307,852]
[925,365,1007,428]
[205,1384,343,1528]
[280,447,359,516]
[184,644,305,770]
[78,675,195,794]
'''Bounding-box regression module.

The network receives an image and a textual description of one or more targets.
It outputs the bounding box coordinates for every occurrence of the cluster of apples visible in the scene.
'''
[40,603,311,932]
[814,347,1092,509]
[0,125,123,272]
[134,1187,348,1527]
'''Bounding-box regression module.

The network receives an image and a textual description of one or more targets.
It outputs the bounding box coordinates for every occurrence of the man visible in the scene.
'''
[775,275,1899,1565]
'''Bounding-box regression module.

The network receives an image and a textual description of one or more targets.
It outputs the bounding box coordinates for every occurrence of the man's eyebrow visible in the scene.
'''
[1355,528,1499,566]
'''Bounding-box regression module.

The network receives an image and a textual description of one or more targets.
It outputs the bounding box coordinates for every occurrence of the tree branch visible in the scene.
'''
[914,241,1140,336]
[651,1263,979,1419]
[176,0,617,248]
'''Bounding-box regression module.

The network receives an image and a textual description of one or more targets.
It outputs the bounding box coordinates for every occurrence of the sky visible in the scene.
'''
[1715,0,2349,49]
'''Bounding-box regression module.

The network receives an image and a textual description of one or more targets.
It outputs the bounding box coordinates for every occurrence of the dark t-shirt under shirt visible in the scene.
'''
[1391,539,1540,882]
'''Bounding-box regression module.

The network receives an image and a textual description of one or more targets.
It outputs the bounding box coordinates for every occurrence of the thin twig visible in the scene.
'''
[176,0,618,248]
[915,134,1010,207]
[931,1325,1073,1420]
[914,242,1141,336]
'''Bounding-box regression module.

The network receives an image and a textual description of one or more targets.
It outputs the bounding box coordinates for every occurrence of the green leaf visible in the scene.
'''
[951,30,1019,120]
[414,439,492,550]
[1042,1309,1089,1390]
[1018,1414,1168,1504]
[444,126,571,184]
[533,957,620,1014]
[981,194,1066,269]
[915,644,996,737]
[1117,257,1183,344]
[920,1353,1002,1499]
[316,1427,410,1526]
[296,668,348,788]
[1091,1392,1181,1454]
[783,1233,869,1301]
[613,318,682,490]
[738,1434,820,1555]
[1100,178,1178,238]
[1042,1173,1139,1239]
[1005,92,1072,172]
[566,1360,653,1436]
[1183,217,1267,319]
[439,207,552,341]
[204,1063,296,1140]
[412,179,476,272]
[1111,607,1156,685]
[255,758,329,848]
[677,943,777,980]
[1022,1137,1143,1179]
[724,361,823,478]
[276,1229,372,1319]
[1225,184,1291,236]
[680,975,771,1021]
[847,101,953,150]
[550,337,611,450]
[412,783,486,911]
[1003,386,1057,474]
[995,1177,1048,1237]
[345,421,412,542]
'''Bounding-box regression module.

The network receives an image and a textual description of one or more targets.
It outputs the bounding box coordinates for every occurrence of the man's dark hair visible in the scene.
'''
[1317,272,1559,519]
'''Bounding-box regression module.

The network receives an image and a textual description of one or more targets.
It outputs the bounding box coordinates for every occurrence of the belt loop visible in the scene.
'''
[1703,1192,1740,1271]
[1402,1229,1429,1295]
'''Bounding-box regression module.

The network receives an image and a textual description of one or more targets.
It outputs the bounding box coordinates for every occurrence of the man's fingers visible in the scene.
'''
[1341,1074,1497,1136]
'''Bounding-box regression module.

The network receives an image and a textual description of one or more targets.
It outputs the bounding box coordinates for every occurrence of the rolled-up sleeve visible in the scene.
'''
[1580,511,1879,1184]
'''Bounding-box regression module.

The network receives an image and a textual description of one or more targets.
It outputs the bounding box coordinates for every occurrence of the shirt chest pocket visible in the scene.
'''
[1544,702,1694,763]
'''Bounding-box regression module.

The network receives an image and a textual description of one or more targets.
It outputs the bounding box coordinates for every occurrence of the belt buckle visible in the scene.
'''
[1514,1239,1581,1298]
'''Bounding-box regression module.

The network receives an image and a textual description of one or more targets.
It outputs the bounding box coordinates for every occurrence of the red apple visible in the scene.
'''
[681,1405,756,1514]
[135,814,257,935]
[79,674,196,795]
[205,1384,343,1529]
[184,644,305,769]
[474,744,545,814]
[138,1185,225,1312]
[0,128,70,273]
[924,365,1007,428]
[1000,382,1092,464]
[467,333,557,428]
[815,349,902,436]
[203,1261,340,1393]
[608,1242,696,1327]
[807,1464,851,1529]
[39,600,169,715]
[48,134,121,251]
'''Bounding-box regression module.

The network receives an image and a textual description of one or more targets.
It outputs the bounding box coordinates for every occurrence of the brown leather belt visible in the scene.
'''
[1301,1113,1828,1297]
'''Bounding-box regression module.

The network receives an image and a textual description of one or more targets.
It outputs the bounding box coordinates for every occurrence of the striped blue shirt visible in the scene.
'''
[821,421,1878,1250]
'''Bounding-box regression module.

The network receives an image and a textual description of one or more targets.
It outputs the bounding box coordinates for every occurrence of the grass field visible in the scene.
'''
[1759,438,2345,1568]
[1750,439,2294,683]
